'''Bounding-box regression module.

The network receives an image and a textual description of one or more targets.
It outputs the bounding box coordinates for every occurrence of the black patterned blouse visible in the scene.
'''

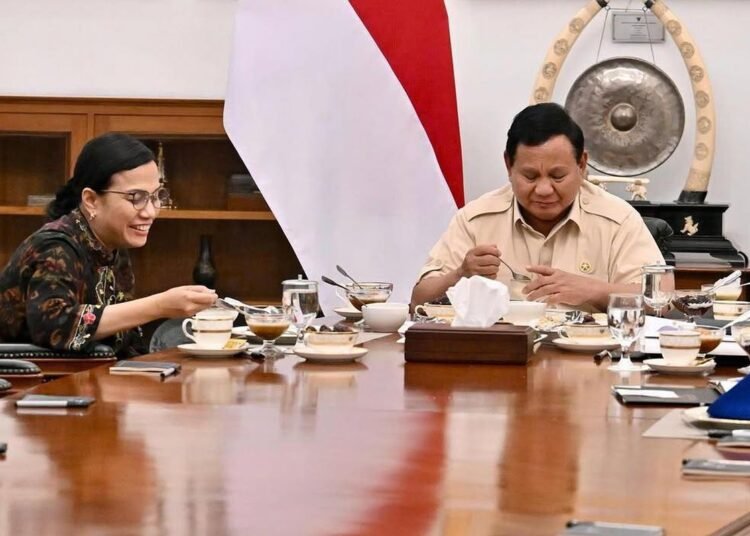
[0,209,145,357]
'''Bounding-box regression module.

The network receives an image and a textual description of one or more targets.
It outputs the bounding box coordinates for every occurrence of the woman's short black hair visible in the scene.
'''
[47,132,155,220]
[505,103,585,166]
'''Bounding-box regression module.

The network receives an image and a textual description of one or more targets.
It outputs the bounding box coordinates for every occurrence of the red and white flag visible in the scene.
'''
[224,0,463,312]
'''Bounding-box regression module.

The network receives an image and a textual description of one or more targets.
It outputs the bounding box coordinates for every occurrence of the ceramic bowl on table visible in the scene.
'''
[702,283,742,301]
[501,300,546,325]
[414,303,455,322]
[361,302,409,332]
[304,330,359,349]
[713,300,750,320]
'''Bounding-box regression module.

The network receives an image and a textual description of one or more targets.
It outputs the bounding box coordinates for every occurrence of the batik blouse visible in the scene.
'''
[0,209,145,357]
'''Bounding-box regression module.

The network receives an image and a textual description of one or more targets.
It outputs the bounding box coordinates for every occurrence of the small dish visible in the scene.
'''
[551,337,621,352]
[294,346,368,363]
[682,406,750,430]
[304,330,358,348]
[643,358,716,375]
[333,306,363,320]
[178,343,249,358]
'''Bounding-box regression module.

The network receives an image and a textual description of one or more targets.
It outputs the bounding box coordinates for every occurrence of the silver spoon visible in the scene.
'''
[336,265,362,288]
[321,275,350,292]
[218,297,279,315]
[499,258,531,282]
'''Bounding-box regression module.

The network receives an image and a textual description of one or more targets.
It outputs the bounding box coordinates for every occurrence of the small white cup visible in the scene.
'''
[502,301,546,325]
[414,303,455,321]
[182,309,236,348]
[658,330,701,365]
[362,302,409,332]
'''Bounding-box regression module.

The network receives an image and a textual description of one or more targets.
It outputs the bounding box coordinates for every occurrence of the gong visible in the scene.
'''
[565,57,685,177]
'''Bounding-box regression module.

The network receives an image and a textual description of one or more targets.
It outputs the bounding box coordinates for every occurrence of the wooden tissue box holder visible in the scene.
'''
[404,323,534,364]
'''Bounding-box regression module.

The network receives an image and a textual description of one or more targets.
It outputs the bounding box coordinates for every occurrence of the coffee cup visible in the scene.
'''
[559,323,609,339]
[182,308,236,348]
[414,303,455,321]
[658,330,701,365]
[362,302,409,332]
[501,300,546,325]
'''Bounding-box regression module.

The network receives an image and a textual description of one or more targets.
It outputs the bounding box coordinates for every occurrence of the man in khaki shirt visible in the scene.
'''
[412,103,669,312]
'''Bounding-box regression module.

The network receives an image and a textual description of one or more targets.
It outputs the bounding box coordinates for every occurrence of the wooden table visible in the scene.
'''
[0,337,748,535]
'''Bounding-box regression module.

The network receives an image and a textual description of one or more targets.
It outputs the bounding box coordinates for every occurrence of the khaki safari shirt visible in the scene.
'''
[418,182,664,305]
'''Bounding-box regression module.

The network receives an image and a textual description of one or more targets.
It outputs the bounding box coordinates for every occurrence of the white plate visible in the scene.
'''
[643,358,716,375]
[551,337,621,352]
[333,307,362,320]
[294,346,368,363]
[682,406,750,430]
[178,343,249,358]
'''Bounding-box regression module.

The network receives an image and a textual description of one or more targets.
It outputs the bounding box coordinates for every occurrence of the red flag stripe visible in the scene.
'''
[350,0,465,207]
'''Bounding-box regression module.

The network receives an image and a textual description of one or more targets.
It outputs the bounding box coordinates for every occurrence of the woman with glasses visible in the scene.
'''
[0,132,217,357]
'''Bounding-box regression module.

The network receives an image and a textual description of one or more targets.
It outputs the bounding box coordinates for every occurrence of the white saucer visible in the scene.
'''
[551,337,621,352]
[333,307,362,320]
[683,406,750,430]
[178,343,249,358]
[293,346,368,363]
[644,358,716,375]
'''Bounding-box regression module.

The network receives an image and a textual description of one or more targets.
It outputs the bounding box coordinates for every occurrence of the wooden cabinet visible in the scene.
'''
[0,97,301,304]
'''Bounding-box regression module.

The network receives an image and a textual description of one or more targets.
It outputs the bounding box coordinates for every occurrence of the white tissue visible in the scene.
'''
[446,276,510,328]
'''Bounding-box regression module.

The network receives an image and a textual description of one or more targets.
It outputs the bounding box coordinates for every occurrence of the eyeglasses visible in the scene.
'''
[100,187,171,210]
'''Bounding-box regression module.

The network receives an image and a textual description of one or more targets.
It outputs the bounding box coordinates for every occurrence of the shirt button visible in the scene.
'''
[582,198,590,205]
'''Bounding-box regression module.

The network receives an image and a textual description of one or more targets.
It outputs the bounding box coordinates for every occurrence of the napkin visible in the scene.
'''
[708,374,750,420]
[446,276,510,328]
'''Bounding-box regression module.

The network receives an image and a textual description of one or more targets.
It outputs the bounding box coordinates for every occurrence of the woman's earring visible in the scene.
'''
[90,212,97,221]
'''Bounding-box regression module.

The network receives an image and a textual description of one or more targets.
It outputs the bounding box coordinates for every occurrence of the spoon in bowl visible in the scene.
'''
[336,265,363,288]
[321,275,350,292]
[499,258,531,282]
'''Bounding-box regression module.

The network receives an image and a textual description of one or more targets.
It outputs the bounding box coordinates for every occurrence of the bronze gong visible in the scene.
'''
[565,57,685,177]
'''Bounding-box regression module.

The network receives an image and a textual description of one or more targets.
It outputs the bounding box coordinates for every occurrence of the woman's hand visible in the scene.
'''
[154,285,218,318]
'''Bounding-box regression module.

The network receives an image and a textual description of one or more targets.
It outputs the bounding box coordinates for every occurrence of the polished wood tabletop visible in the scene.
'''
[0,334,748,535]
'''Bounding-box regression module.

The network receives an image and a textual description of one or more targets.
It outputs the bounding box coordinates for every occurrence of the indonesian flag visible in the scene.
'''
[224,0,462,312]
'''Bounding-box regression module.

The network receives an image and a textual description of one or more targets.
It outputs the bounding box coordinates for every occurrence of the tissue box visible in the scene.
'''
[404,323,534,364]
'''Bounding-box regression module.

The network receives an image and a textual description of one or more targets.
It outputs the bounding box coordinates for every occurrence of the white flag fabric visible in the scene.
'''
[224,0,460,313]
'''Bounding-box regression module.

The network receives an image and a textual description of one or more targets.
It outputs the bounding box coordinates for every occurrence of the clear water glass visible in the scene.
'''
[608,293,647,372]
[282,278,319,344]
[641,264,674,317]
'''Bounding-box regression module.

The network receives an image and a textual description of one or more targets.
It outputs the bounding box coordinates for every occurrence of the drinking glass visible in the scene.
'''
[695,326,723,358]
[607,293,647,372]
[641,264,674,317]
[345,282,393,310]
[245,311,292,359]
[282,278,319,345]
[671,289,714,325]
[345,282,393,328]
[731,320,750,357]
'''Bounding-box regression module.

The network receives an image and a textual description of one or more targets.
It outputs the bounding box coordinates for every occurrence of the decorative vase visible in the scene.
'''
[193,235,217,288]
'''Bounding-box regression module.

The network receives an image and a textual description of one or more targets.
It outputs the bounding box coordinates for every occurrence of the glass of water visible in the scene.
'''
[282,277,320,345]
[641,264,674,318]
[608,293,647,372]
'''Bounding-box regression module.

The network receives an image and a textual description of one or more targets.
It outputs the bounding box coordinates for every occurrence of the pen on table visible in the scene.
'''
[160,367,178,380]
[707,429,750,439]
[15,399,91,408]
